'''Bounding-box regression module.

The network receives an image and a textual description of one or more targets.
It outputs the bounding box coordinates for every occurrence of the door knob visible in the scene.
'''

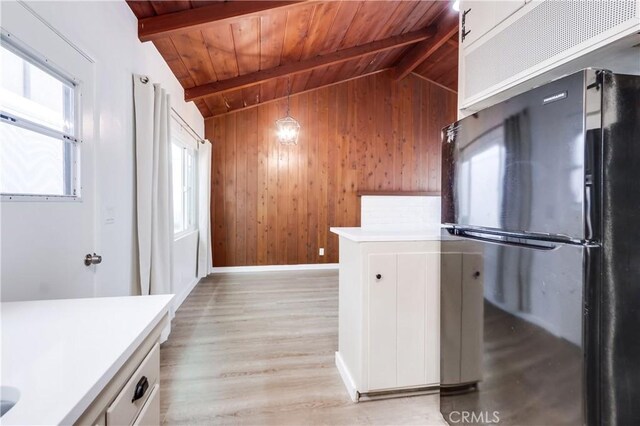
[84,253,102,266]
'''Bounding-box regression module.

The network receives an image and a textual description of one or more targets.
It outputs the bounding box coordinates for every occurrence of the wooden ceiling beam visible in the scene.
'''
[185,27,436,102]
[393,11,459,81]
[138,1,309,42]
[206,69,391,118]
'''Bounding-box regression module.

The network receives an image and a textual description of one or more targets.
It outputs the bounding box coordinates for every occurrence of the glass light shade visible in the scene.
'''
[275,115,300,145]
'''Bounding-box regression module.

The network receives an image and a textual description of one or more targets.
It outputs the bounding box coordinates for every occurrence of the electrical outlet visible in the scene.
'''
[319,248,325,256]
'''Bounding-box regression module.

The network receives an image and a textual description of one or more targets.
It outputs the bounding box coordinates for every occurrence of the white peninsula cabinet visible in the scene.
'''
[330,228,445,401]
[0,295,172,426]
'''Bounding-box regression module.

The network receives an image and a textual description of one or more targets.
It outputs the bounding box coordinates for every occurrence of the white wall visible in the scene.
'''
[173,231,199,308]
[0,1,203,302]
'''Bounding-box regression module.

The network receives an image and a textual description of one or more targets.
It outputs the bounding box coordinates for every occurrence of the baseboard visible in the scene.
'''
[210,263,339,274]
[335,351,359,402]
[173,277,200,311]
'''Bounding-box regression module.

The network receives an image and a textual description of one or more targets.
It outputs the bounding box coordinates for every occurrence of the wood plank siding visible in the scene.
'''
[206,71,456,266]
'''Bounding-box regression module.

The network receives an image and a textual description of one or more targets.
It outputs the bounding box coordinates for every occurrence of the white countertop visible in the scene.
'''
[0,295,173,425]
[330,227,457,242]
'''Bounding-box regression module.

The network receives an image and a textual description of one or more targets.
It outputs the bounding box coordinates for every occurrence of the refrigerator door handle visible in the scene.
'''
[453,228,559,251]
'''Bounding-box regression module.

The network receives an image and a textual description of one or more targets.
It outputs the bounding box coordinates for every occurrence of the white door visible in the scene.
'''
[368,253,397,390]
[397,253,426,387]
[368,252,440,390]
[460,0,526,48]
[397,252,440,387]
[461,253,484,383]
[423,252,440,386]
[0,2,97,301]
[441,252,463,384]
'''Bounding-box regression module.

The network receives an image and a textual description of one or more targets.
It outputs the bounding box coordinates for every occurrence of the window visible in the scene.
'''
[171,114,197,235]
[0,38,79,198]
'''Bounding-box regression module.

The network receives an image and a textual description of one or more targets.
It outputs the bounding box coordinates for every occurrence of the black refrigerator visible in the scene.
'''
[440,69,640,425]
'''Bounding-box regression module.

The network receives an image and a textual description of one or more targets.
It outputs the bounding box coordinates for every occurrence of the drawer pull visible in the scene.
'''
[375,274,382,280]
[132,376,149,403]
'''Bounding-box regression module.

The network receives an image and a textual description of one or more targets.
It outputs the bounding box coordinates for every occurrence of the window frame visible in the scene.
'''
[171,112,199,238]
[0,34,82,202]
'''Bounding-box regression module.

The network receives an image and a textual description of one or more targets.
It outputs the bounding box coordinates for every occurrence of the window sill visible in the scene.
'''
[174,229,198,243]
[1,194,80,202]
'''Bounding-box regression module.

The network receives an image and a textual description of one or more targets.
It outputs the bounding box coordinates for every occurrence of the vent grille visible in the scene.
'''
[464,0,638,101]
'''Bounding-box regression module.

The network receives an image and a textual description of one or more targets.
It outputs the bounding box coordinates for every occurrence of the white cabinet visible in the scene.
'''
[75,316,167,426]
[367,252,440,390]
[440,246,484,387]
[132,384,160,426]
[460,253,483,383]
[460,1,525,48]
[335,238,441,401]
[397,253,432,388]
[368,253,398,390]
[106,344,160,426]
[458,0,640,114]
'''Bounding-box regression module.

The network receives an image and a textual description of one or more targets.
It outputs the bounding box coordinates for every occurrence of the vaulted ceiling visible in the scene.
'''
[127,1,459,117]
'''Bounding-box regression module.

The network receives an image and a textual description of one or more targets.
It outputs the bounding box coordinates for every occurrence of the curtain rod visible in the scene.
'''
[139,75,205,143]
[171,106,204,142]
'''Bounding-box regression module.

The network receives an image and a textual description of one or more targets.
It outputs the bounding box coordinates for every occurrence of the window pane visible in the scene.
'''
[185,150,196,229]
[0,44,74,134]
[172,144,185,233]
[0,122,69,195]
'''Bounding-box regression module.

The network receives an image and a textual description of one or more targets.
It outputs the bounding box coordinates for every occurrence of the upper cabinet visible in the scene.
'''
[460,1,526,48]
[458,0,640,116]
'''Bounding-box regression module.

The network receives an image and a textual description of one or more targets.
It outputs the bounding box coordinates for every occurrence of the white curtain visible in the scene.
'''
[197,140,213,277]
[133,75,173,297]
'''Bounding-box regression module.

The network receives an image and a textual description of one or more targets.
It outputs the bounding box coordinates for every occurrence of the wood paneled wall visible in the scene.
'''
[206,71,457,266]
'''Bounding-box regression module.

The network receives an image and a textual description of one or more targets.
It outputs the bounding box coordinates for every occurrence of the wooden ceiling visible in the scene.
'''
[127,1,459,117]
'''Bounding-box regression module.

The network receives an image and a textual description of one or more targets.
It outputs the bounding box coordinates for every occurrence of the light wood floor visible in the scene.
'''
[160,270,445,425]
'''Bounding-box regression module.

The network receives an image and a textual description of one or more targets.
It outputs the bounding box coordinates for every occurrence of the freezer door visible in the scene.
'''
[440,234,594,425]
[442,70,595,241]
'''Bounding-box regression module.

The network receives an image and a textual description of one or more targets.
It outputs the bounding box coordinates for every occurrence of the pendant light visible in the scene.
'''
[275,78,300,145]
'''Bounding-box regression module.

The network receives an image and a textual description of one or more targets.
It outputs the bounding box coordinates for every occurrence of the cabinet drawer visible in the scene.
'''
[132,384,159,426]
[107,343,160,426]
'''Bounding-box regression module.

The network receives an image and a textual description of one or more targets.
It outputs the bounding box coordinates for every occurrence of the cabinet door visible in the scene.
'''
[441,253,463,385]
[460,0,526,47]
[132,384,159,426]
[461,253,484,383]
[424,253,441,385]
[368,254,397,390]
[397,254,426,387]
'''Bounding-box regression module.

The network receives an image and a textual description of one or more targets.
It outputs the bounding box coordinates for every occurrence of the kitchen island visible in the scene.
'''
[331,227,482,402]
[330,227,447,402]
[1,295,172,425]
